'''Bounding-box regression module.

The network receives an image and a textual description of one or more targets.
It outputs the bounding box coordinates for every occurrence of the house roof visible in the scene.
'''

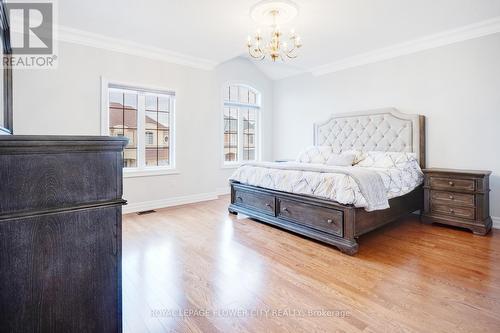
[109,102,168,129]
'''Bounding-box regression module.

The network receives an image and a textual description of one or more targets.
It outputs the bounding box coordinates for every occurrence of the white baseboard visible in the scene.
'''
[123,192,219,214]
[123,188,231,214]
[492,216,500,230]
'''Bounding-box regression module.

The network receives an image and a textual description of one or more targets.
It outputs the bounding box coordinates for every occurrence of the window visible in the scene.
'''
[223,84,260,164]
[145,131,154,145]
[105,83,175,171]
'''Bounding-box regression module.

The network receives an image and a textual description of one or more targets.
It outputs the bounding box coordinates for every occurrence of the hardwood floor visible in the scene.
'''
[122,195,500,333]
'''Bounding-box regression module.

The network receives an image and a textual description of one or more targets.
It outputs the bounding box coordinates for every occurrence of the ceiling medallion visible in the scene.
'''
[247,0,302,62]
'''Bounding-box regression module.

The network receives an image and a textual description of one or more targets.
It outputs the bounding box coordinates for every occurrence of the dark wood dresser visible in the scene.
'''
[0,136,127,332]
[422,168,492,235]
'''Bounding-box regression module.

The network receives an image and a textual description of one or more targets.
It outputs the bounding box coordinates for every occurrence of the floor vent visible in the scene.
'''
[137,210,156,215]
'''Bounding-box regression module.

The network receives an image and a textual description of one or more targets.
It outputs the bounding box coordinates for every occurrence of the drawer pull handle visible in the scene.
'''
[282,207,289,212]
[448,181,454,186]
[265,203,272,208]
[449,208,455,214]
[327,219,333,224]
[236,196,243,201]
[449,195,454,200]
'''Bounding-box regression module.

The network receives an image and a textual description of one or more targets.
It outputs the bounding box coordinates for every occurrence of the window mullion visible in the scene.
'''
[137,93,146,168]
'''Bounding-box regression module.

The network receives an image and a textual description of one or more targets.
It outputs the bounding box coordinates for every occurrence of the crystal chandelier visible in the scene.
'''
[247,1,302,62]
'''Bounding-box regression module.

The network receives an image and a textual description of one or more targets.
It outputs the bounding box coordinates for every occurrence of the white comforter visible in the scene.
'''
[229,160,423,211]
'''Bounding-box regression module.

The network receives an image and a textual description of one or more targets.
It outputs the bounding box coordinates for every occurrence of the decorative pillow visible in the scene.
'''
[296,146,360,166]
[325,151,357,167]
[355,151,418,168]
[296,146,339,164]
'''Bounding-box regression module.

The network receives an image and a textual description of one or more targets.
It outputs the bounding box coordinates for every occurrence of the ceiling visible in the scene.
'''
[57,0,500,79]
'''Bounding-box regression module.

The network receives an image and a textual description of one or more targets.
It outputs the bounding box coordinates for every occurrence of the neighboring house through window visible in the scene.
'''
[103,82,175,171]
[223,84,260,164]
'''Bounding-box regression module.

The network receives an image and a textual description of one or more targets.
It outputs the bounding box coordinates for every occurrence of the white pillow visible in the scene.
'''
[325,151,357,167]
[356,151,418,168]
[296,146,360,166]
[296,146,339,164]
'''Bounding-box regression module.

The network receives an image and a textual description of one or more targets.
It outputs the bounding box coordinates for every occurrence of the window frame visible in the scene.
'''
[101,77,177,178]
[221,82,262,168]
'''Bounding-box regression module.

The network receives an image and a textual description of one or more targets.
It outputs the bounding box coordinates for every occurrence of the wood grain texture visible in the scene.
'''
[423,168,492,235]
[0,206,121,333]
[0,151,121,215]
[233,187,275,216]
[277,197,343,237]
[122,196,500,333]
[0,135,127,332]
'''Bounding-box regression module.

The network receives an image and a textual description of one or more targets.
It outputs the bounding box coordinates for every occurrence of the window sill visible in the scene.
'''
[123,167,179,178]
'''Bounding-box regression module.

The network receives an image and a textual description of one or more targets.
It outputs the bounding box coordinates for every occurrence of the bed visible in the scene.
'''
[228,108,425,255]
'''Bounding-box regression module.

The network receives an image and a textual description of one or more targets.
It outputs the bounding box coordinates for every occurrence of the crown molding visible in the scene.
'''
[56,26,218,71]
[7,12,217,70]
[311,16,500,76]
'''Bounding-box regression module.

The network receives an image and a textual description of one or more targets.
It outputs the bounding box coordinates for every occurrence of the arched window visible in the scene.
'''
[223,84,260,164]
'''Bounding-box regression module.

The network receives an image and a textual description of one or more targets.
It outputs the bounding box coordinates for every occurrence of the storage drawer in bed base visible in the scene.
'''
[230,182,355,254]
[229,181,424,256]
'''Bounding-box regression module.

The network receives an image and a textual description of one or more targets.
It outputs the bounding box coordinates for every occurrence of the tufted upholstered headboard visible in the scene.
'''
[314,108,426,168]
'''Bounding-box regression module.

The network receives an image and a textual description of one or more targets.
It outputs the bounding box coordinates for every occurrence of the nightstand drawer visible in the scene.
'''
[423,168,491,235]
[431,203,475,220]
[431,190,474,206]
[429,177,474,191]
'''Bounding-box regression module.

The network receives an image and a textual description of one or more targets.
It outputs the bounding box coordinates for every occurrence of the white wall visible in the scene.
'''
[13,42,273,211]
[273,33,500,217]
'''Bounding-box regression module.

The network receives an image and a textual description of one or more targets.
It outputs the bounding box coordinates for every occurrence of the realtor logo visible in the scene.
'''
[7,2,53,54]
[3,1,57,68]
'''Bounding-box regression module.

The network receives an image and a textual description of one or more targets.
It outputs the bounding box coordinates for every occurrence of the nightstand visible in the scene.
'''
[422,168,492,235]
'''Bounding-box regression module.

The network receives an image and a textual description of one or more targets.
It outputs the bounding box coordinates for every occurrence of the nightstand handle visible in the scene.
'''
[448,181,454,186]
[327,219,333,224]
[449,195,454,200]
[449,208,455,214]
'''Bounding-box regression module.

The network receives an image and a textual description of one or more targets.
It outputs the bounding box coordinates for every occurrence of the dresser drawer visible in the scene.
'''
[233,188,275,215]
[429,177,474,191]
[277,198,343,237]
[0,151,122,216]
[431,190,474,207]
[431,203,475,220]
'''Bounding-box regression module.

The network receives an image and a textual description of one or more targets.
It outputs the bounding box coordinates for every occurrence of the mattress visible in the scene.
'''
[229,160,423,210]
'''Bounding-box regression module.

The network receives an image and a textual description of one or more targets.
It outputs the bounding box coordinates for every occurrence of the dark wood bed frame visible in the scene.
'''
[228,109,426,255]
